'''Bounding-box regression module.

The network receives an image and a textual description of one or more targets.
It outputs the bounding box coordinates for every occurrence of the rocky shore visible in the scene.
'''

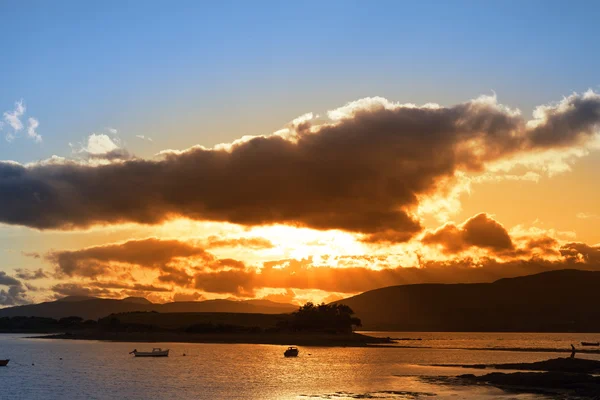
[449,357,600,398]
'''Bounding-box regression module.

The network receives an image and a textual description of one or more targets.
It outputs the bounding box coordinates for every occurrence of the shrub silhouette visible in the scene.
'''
[58,316,83,326]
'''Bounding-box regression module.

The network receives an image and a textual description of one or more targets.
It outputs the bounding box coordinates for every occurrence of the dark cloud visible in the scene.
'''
[87,148,132,161]
[51,283,116,298]
[15,268,49,280]
[21,251,41,259]
[194,269,255,295]
[2,92,599,241]
[523,236,560,256]
[50,281,171,300]
[90,281,172,292]
[0,284,29,306]
[24,283,40,291]
[422,213,514,253]
[0,271,21,286]
[0,272,30,305]
[526,91,600,148]
[157,265,194,286]
[560,242,600,263]
[213,258,246,269]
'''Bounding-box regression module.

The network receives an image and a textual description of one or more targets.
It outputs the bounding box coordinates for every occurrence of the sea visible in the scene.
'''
[1,332,599,399]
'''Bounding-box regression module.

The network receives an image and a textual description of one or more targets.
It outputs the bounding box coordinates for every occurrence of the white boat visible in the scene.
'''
[129,348,169,357]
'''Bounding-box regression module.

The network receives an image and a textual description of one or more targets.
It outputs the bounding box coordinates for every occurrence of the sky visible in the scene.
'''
[1,0,600,306]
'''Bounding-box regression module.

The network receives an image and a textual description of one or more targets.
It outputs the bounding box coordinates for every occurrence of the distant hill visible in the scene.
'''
[0,297,297,320]
[336,269,600,332]
[110,311,288,330]
[55,296,96,303]
[121,297,153,305]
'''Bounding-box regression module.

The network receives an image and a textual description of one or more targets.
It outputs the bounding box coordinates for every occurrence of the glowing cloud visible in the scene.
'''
[1,92,599,242]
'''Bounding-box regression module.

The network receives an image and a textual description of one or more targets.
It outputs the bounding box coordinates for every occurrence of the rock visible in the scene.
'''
[458,371,600,398]
[494,357,600,374]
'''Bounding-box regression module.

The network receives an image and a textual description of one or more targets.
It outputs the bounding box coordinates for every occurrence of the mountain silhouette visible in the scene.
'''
[336,269,600,332]
[0,297,297,320]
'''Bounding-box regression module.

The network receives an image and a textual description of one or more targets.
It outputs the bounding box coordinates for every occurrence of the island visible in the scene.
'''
[9,302,391,347]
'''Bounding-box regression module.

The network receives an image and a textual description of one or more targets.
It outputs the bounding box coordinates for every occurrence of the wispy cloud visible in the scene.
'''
[576,212,600,220]
[3,100,25,131]
[136,134,153,142]
[27,118,41,142]
[3,100,41,143]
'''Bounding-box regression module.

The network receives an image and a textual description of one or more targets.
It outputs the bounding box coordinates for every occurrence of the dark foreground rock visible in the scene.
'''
[435,357,600,374]
[459,371,600,398]
[494,357,600,374]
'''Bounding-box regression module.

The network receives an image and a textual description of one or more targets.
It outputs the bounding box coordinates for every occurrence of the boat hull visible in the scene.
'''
[0,360,9,366]
[132,349,169,357]
[133,351,169,357]
[284,350,299,357]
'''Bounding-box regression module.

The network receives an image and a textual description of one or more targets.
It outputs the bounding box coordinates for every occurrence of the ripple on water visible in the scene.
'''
[0,333,570,399]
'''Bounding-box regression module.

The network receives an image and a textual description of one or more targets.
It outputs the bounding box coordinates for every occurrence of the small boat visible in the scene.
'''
[129,348,169,357]
[581,342,600,346]
[284,347,299,357]
[0,360,9,367]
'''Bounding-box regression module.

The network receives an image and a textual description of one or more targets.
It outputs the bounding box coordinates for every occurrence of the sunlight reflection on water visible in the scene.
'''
[362,331,600,353]
[1,333,593,399]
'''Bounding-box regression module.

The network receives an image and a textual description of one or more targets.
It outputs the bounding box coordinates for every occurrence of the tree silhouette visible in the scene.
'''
[290,302,362,333]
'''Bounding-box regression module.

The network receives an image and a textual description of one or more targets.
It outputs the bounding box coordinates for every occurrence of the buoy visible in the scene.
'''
[183,353,186,356]
[59,358,62,360]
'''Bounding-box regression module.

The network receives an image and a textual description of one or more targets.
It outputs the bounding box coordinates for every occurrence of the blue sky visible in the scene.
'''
[2,1,600,304]
[1,0,598,163]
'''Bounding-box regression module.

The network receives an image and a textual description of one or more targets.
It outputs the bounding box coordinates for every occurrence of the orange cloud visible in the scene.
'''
[561,242,600,263]
[45,238,212,278]
[29,222,600,302]
[172,291,205,302]
[46,238,209,277]
[422,213,514,253]
[204,236,274,249]
[191,253,600,296]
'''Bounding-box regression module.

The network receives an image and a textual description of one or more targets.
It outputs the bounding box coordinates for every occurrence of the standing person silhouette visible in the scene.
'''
[570,344,576,358]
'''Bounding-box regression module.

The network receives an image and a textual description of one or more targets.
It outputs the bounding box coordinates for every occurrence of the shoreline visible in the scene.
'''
[30,331,394,347]
[390,344,600,354]
[425,358,600,399]
[19,332,600,352]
